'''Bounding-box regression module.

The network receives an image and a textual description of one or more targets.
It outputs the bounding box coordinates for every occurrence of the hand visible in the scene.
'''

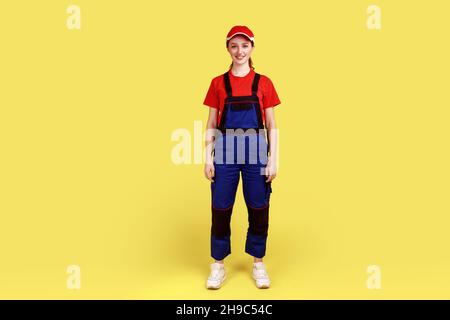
[265,157,277,183]
[204,163,215,182]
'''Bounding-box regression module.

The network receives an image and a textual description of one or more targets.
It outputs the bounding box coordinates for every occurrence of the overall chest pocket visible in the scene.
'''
[224,101,260,129]
[230,103,253,111]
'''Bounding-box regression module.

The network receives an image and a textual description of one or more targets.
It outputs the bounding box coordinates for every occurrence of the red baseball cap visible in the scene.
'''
[226,25,255,45]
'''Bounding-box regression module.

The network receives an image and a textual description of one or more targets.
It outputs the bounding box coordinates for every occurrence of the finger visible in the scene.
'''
[205,169,212,181]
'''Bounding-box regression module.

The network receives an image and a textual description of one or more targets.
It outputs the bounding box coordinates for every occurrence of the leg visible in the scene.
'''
[242,163,272,259]
[210,162,240,261]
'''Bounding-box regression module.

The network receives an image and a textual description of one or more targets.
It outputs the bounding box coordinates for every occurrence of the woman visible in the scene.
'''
[203,25,281,289]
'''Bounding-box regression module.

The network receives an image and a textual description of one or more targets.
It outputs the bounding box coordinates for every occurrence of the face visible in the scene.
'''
[227,35,254,67]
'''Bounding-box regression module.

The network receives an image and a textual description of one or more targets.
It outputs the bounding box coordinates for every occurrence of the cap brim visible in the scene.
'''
[226,32,254,42]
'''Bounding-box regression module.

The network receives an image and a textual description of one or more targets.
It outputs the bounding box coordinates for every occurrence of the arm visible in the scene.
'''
[204,108,218,181]
[264,107,278,182]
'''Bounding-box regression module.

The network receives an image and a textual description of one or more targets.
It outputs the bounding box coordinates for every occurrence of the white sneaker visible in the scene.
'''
[252,262,271,289]
[206,262,226,289]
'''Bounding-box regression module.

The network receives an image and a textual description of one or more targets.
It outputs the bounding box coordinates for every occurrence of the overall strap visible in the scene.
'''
[251,73,261,96]
[223,72,232,97]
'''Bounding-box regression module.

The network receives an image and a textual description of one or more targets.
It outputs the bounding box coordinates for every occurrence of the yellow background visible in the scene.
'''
[1,0,449,299]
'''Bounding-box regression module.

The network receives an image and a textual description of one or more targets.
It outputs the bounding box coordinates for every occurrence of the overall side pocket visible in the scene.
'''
[265,181,272,203]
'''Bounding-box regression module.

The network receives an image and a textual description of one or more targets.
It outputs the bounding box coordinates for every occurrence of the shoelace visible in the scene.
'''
[253,268,268,279]
[209,268,223,280]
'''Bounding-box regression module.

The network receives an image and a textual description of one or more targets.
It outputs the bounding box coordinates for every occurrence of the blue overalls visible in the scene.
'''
[210,71,272,260]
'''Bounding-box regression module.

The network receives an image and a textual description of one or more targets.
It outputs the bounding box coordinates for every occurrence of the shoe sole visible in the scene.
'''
[206,274,227,290]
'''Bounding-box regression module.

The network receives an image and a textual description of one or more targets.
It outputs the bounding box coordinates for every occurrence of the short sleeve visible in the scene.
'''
[262,77,281,109]
[203,79,220,109]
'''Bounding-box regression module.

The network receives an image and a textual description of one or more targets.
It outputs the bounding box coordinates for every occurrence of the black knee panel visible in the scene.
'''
[247,205,269,236]
[211,206,233,237]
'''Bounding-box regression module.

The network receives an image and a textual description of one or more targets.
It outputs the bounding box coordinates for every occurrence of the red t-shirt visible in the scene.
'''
[203,69,281,126]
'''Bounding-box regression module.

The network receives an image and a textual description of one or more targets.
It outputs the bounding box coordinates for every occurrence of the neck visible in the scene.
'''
[231,63,251,76]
